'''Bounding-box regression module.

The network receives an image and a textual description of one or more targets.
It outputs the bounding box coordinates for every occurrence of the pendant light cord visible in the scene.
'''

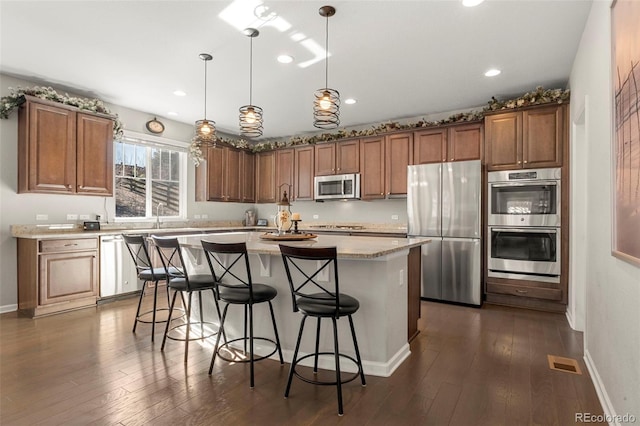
[249,35,253,105]
[324,13,329,89]
[203,58,208,119]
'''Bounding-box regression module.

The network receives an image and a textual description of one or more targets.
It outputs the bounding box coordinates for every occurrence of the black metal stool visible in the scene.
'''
[123,234,173,342]
[279,244,366,416]
[201,240,284,388]
[152,236,224,363]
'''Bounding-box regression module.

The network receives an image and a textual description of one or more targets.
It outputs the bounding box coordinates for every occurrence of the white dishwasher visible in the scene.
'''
[100,235,142,297]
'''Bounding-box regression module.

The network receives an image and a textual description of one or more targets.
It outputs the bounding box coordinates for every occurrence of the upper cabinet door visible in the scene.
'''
[522,105,564,168]
[76,113,113,196]
[484,111,522,170]
[360,136,385,200]
[413,128,447,164]
[336,140,360,174]
[314,143,336,176]
[20,101,76,194]
[256,151,276,203]
[225,148,242,202]
[294,146,314,201]
[385,132,413,197]
[240,151,256,203]
[447,122,482,162]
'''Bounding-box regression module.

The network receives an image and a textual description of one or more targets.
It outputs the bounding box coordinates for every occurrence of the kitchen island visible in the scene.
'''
[173,231,429,377]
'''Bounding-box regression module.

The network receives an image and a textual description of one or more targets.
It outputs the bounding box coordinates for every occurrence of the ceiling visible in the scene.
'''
[0,0,592,141]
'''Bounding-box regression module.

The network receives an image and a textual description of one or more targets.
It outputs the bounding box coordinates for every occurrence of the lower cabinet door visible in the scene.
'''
[39,251,98,305]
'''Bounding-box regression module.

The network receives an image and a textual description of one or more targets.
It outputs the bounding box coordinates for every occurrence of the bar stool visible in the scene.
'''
[279,244,366,416]
[123,234,172,342]
[201,240,284,388]
[152,236,224,363]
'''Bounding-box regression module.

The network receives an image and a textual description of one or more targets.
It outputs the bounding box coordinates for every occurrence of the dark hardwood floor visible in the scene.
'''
[0,296,604,425]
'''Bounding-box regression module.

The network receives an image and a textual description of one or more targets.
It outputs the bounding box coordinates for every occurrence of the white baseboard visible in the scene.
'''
[0,304,17,314]
[566,308,576,330]
[584,349,618,425]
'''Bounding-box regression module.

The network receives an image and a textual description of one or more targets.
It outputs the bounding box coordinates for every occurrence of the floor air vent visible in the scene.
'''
[547,355,582,375]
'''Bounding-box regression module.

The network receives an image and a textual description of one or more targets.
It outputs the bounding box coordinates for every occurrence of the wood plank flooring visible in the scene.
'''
[0,296,604,425]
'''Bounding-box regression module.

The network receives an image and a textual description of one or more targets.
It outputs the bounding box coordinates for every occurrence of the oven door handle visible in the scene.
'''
[491,228,557,234]
[490,181,558,188]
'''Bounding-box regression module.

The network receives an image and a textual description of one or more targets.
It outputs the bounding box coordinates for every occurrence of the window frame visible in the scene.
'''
[114,130,188,223]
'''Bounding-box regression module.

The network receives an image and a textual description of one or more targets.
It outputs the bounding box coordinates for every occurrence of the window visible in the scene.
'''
[114,134,187,220]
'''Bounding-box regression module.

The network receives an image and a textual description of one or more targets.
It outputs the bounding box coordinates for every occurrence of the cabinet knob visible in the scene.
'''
[524,160,528,164]
[450,158,454,161]
[380,193,383,195]
[337,168,340,171]
[515,289,528,294]
[517,160,521,164]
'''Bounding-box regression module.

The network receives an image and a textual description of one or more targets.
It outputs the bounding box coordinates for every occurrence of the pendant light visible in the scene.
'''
[194,53,216,146]
[313,5,340,129]
[239,28,264,138]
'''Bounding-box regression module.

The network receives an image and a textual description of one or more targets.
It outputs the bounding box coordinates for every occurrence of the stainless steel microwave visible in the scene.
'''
[314,173,361,200]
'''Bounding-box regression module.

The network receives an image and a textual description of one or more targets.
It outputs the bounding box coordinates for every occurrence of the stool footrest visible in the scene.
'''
[216,337,279,363]
[165,321,221,342]
[135,307,174,324]
[292,352,362,386]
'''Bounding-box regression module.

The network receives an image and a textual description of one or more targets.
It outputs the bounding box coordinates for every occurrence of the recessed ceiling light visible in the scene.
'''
[462,0,485,7]
[167,111,178,116]
[173,90,186,96]
[345,98,357,105]
[484,69,501,77]
[277,55,294,64]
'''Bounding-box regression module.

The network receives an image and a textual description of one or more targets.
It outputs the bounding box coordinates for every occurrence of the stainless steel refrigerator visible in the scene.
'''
[407,160,481,306]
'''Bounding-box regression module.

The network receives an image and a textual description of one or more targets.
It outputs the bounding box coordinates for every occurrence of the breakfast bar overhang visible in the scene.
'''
[174,231,430,377]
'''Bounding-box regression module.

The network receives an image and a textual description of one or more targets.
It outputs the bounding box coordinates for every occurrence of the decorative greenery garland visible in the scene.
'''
[189,85,570,164]
[0,86,124,140]
[0,84,569,166]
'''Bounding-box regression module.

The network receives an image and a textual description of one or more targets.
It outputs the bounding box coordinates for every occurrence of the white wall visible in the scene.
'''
[569,1,640,421]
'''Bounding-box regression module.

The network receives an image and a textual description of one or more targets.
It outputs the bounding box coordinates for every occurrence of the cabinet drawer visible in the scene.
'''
[486,282,562,301]
[40,238,98,253]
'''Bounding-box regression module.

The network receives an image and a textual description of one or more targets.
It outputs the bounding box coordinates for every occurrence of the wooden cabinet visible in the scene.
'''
[276,148,294,198]
[385,132,413,197]
[314,140,359,176]
[294,146,314,200]
[256,151,276,203]
[413,122,482,165]
[18,96,114,196]
[195,145,244,202]
[485,104,565,171]
[18,237,99,317]
[360,136,385,200]
[240,150,255,203]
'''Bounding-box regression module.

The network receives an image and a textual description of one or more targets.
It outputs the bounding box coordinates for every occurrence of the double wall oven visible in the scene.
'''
[487,168,561,283]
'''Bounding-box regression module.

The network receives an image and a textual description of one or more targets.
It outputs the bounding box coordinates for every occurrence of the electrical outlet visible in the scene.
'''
[313,214,319,219]
[67,214,78,220]
[194,214,201,219]
[79,214,90,220]
[399,269,405,286]
[201,214,208,219]
[36,214,48,221]
[391,214,399,220]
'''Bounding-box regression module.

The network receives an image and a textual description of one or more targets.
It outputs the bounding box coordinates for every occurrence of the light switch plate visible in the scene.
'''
[36,214,48,221]
[67,214,78,220]
[79,214,90,220]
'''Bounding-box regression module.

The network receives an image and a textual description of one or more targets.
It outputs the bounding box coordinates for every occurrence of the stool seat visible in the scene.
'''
[138,267,177,281]
[219,283,277,304]
[166,274,217,292]
[297,293,359,317]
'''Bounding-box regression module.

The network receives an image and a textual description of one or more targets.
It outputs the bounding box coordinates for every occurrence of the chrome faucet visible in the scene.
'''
[155,202,164,229]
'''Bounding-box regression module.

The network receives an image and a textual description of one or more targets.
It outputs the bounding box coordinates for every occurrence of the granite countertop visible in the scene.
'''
[177,231,429,259]
[11,222,408,240]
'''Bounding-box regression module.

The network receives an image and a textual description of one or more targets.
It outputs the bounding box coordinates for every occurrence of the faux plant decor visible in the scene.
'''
[0,86,124,140]
[189,86,570,164]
